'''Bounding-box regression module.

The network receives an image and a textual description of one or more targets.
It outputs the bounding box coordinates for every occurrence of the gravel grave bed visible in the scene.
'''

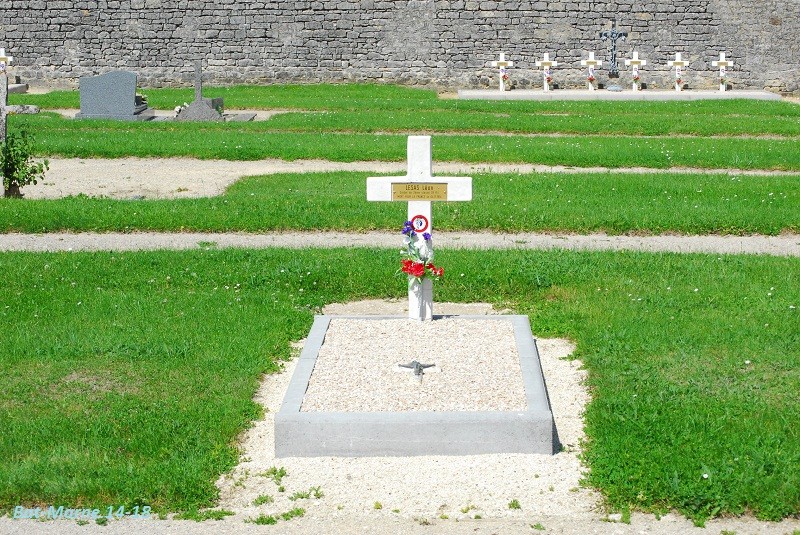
[301,318,526,413]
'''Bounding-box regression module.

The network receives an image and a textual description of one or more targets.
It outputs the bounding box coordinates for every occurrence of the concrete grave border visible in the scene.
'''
[275,315,559,457]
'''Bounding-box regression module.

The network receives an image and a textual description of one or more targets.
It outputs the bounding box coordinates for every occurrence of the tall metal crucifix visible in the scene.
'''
[599,19,627,78]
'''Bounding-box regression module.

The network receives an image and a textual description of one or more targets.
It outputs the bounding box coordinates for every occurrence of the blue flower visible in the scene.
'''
[423,232,431,241]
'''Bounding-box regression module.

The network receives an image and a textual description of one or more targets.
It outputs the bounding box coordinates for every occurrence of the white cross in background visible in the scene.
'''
[367,136,472,321]
[668,52,688,92]
[491,52,514,92]
[712,52,733,92]
[625,50,647,91]
[581,52,602,91]
[535,53,558,91]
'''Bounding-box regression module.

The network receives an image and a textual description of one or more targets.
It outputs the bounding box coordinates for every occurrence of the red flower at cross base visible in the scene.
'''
[400,222,444,283]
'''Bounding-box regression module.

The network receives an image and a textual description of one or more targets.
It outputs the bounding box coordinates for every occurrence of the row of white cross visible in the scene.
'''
[493,51,735,92]
[493,52,559,92]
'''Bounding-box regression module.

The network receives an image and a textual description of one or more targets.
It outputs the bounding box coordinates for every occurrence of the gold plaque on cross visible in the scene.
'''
[391,183,448,201]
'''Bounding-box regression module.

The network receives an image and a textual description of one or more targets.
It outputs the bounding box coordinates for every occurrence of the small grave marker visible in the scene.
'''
[535,53,557,91]
[367,136,472,321]
[581,52,602,91]
[175,61,255,122]
[712,52,733,92]
[668,53,688,92]
[176,61,224,121]
[491,52,513,91]
[625,50,646,91]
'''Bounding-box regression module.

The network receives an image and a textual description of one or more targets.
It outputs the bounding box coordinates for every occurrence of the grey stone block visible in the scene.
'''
[7,104,39,114]
[275,315,559,457]
[223,112,257,122]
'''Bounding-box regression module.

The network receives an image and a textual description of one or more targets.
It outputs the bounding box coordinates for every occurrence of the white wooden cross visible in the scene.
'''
[0,48,13,190]
[581,52,602,91]
[491,52,513,92]
[625,50,646,91]
[712,52,733,92]
[367,136,472,321]
[667,52,688,92]
[535,53,558,91]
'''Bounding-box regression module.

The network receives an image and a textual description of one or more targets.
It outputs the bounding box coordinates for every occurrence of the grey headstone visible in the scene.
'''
[76,71,154,121]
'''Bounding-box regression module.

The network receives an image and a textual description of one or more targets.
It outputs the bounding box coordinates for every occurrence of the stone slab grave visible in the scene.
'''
[274,315,559,457]
[274,135,558,457]
[76,71,154,121]
[456,88,781,101]
[7,69,27,94]
[174,61,255,122]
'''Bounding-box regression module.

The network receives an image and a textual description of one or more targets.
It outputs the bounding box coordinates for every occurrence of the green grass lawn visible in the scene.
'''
[1,248,798,523]
[2,171,798,235]
[9,114,797,169]
[3,83,798,524]
[8,83,800,169]
[11,83,800,127]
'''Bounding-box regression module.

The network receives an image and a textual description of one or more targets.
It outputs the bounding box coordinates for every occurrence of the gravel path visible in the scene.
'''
[2,230,798,257]
[9,156,797,257]
[24,156,800,200]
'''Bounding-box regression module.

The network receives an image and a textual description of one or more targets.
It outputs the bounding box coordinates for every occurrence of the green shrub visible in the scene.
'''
[1,129,48,198]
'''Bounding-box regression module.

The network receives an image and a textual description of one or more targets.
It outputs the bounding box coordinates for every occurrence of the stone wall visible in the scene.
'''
[1,0,797,94]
